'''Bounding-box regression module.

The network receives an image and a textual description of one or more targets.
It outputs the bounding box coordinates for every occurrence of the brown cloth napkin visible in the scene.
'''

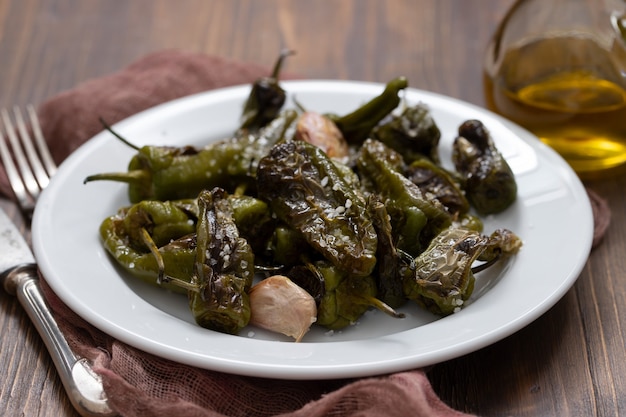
[8,50,477,417]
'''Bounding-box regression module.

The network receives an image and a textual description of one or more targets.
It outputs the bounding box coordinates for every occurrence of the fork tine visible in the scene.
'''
[13,106,51,191]
[0,105,55,216]
[27,105,57,177]
[0,109,35,213]
[2,108,41,194]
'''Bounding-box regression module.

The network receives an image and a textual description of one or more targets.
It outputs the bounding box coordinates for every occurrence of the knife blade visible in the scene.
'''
[0,207,116,417]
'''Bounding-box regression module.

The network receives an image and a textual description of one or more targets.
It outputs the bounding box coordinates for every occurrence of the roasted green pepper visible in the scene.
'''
[329,76,409,144]
[403,227,487,316]
[84,110,297,202]
[370,103,442,164]
[186,188,255,334]
[369,196,406,309]
[404,226,522,316]
[404,157,469,217]
[100,194,269,293]
[314,261,403,330]
[357,139,452,255]
[257,140,378,277]
[99,200,199,292]
[263,224,313,268]
[452,120,517,215]
[239,49,294,131]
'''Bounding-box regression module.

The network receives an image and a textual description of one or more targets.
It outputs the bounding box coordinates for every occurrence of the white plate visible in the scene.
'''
[32,81,593,380]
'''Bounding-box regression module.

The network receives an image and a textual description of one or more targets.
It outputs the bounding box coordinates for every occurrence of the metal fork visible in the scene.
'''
[0,106,116,416]
[0,105,57,218]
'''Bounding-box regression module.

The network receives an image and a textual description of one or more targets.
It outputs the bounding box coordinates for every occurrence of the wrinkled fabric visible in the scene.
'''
[20,50,477,417]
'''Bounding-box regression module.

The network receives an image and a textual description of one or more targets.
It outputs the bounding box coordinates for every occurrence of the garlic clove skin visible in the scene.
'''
[249,275,317,342]
[295,111,349,160]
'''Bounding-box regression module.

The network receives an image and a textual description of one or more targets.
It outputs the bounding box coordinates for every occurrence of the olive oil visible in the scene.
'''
[484,37,626,174]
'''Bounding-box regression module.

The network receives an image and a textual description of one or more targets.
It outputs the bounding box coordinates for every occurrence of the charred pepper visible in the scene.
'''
[313,260,404,330]
[370,103,442,164]
[239,49,294,131]
[404,157,469,217]
[357,139,452,255]
[452,119,517,215]
[329,77,409,144]
[84,110,297,202]
[182,188,255,334]
[99,199,199,291]
[256,140,378,277]
[369,196,406,309]
[404,226,522,316]
[100,194,269,295]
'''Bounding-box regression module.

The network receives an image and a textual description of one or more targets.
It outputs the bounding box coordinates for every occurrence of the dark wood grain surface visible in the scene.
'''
[1,1,624,416]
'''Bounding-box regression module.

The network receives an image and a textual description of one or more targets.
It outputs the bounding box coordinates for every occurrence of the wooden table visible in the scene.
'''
[1,1,624,416]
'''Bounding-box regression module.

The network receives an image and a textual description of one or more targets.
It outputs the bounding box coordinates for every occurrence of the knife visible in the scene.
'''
[0,207,116,417]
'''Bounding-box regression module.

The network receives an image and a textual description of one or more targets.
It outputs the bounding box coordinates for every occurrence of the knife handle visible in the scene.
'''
[4,265,116,417]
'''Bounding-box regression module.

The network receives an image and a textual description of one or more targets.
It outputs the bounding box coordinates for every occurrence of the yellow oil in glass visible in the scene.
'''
[484,37,626,175]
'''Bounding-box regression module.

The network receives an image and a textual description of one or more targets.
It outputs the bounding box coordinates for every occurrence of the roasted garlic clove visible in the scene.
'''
[249,275,317,342]
[295,111,349,160]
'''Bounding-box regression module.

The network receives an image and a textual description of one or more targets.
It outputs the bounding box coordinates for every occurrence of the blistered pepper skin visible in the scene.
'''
[371,103,442,164]
[403,227,487,316]
[404,157,469,217]
[99,201,198,293]
[239,49,294,131]
[257,140,378,277]
[84,110,298,203]
[330,76,409,144]
[357,139,452,256]
[452,120,517,215]
[190,188,255,334]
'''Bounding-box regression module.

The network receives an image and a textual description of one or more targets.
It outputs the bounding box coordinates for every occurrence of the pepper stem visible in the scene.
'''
[83,169,148,185]
[160,274,200,293]
[99,117,140,150]
[471,250,502,274]
[139,227,166,284]
[271,49,296,80]
[362,295,406,319]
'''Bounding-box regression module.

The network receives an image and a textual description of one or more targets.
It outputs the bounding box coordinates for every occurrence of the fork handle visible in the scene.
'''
[5,265,116,417]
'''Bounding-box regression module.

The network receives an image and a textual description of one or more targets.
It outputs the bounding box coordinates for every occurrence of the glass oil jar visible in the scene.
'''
[484,0,626,176]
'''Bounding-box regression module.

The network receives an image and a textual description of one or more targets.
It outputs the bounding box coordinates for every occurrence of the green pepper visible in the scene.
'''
[404,157,469,217]
[452,119,517,215]
[99,200,199,292]
[453,213,484,233]
[228,193,275,254]
[239,49,294,131]
[404,226,523,316]
[84,110,298,203]
[370,103,442,164]
[478,228,523,263]
[186,188,255,334]
[120,199,198,248]
[256,140,378,277]
[403,227,487,316]
[369,196,406,309]
[329,76,409,144]
[357,139,452,255]
[100,194,270,295]
[263,224,313,268]
[314,261,403,330]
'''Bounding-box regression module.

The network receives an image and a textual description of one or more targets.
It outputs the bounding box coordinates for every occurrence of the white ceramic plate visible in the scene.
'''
[32,81,593,380]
